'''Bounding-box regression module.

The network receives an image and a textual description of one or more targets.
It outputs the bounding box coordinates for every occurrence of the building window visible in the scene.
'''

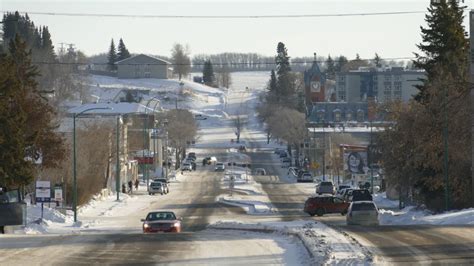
[134,65,140,78]
[317,110,325,121]
[357,110,364,122]
[338,76,345,82]
[394,75,402,81]
[346,112,352,121]
[394,81,402,91]
[394,90,402,100]
[338,91,346,101]
[333,110,341,122]
[373,75,378,81]
[384,75,391,82]
[384,84,391,91]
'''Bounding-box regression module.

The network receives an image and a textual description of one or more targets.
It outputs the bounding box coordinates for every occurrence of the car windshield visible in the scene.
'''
[151,182,162,187]
[321,182,333,186]
[146,212,176,221]
[352,203,376,211]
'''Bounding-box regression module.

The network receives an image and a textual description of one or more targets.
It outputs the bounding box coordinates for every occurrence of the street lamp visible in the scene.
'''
[115,115,122,201]
[143,97,160,189]
[322,119,326,181]
[72,107,111,223]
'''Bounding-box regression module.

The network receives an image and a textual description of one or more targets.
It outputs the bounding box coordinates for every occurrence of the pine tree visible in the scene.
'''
[325,55,336,80]
[107,39,117,71]
[335,56,348,72]
[202,60,215,86]
[275,42,294,101]
[374,53,382,67]
[0,36,65,188]
[269,69,277,93]
[116,38,131,62]
[413,0,468,103]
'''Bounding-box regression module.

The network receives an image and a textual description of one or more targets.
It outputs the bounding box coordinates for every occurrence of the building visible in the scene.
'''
[336,67,425,103]
[116,54,172,79]
[303,54,327,106]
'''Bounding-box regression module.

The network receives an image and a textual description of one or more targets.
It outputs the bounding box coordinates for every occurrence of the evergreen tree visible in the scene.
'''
[0,36,65,188]
[335,55,348,72]
[107,38,117,71]
[202,60,215,86]
[325,55,336,80]
[116,38,131,62]
[374,53,382,67]
[275,42,294,101]
[269,69,277,93]
[413,0,468,103]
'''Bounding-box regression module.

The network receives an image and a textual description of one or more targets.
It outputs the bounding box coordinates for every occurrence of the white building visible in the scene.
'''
[336,67,425,103]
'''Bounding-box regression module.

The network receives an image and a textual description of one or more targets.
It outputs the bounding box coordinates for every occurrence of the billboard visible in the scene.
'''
[341,145,368,174]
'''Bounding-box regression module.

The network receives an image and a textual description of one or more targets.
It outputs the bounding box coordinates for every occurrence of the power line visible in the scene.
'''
[1,10,427,19]
[30,57,415,66]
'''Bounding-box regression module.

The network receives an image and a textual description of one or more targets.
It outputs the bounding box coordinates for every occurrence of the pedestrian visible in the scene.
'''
[121,183,126,193]
[128,180,133,193]
[192,162,196,171]
[134,179,139,190]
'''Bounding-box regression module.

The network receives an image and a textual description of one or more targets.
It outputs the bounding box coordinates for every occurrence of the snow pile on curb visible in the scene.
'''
[218,196,274,214]
[379,206,474,225]
[209,220,372,265]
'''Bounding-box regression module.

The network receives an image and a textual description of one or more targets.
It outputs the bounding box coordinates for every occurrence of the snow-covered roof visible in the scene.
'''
[115,54,171,65]
[67,102,159,115]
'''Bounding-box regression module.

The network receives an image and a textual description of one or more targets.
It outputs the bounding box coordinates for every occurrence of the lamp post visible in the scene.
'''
[72,107,111,223]
[370,120,374,194]
[116,115,122,201]
[143,97,160,190]
[443,85,449,211]
[322,119,326,181]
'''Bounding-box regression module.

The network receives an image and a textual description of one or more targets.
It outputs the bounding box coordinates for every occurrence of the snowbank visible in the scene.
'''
[209,220,372,265]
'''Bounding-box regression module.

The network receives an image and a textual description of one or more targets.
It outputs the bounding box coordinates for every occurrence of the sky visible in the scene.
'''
[1,0,473,60]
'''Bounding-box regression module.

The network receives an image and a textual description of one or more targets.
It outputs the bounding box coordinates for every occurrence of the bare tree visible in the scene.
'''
[216,65,232,88]
[165,109,197,169]
[232,115,247,143]
[171,43,191,80]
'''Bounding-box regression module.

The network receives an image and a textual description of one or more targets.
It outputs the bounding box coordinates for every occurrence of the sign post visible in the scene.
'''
[35,181,51,221]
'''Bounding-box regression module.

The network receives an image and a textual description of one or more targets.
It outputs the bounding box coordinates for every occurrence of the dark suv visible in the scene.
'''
[304,195,350,217]
[350,189,373,202]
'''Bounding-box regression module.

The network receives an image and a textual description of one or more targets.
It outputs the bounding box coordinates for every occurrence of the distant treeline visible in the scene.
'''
[191,53,321,72]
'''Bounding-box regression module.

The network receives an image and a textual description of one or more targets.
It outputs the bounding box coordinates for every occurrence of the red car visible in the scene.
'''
[304,195,350,217]
[141,211,182,233]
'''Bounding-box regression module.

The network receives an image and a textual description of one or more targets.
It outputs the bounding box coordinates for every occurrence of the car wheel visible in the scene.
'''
[316,208,325,217]
[309,211,316,217]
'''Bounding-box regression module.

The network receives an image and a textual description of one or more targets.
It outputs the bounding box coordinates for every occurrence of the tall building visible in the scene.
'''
[336,67,425,103]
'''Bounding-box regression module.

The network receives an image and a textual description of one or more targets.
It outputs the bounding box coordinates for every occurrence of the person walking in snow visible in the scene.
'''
[134,179,139,190]
[128,180,133,193]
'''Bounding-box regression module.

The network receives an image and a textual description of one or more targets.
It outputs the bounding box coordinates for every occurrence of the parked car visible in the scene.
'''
[188,152,196,159]
[350,189,373,202]
[203,156,217,165]
[346,201,379,226]
[337,185,352,194]
[215,162,225,171]
[316,181,336,195]
[141,211,182,233]
[343,188,355,202]
[148,182,165,195]
[287,167,299,176]
[194,114,207,120]
[181,163,192,172]
[304,195,350,217]
[281,157,291,168]
[238,145,247,152]
[254,168,266,175]
[296,171,313,182]
[274,148,285,155]
[279,152,288,159]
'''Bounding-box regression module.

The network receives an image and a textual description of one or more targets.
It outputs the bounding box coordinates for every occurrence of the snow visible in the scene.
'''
[209,220,372,265]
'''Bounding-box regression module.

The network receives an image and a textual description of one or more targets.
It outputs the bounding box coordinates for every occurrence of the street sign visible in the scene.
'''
[36,181,51,203]
[54,188,63,202]
[311,162,320,169]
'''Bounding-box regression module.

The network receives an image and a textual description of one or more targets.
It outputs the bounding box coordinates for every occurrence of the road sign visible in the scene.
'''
[311,162,320,169]
[54,188,63,202]
[36,181,51,203]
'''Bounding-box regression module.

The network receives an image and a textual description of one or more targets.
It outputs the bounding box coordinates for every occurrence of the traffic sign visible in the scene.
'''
[311,162,320,169]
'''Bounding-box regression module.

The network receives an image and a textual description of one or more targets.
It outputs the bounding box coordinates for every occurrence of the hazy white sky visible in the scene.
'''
[2,0,473,60]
